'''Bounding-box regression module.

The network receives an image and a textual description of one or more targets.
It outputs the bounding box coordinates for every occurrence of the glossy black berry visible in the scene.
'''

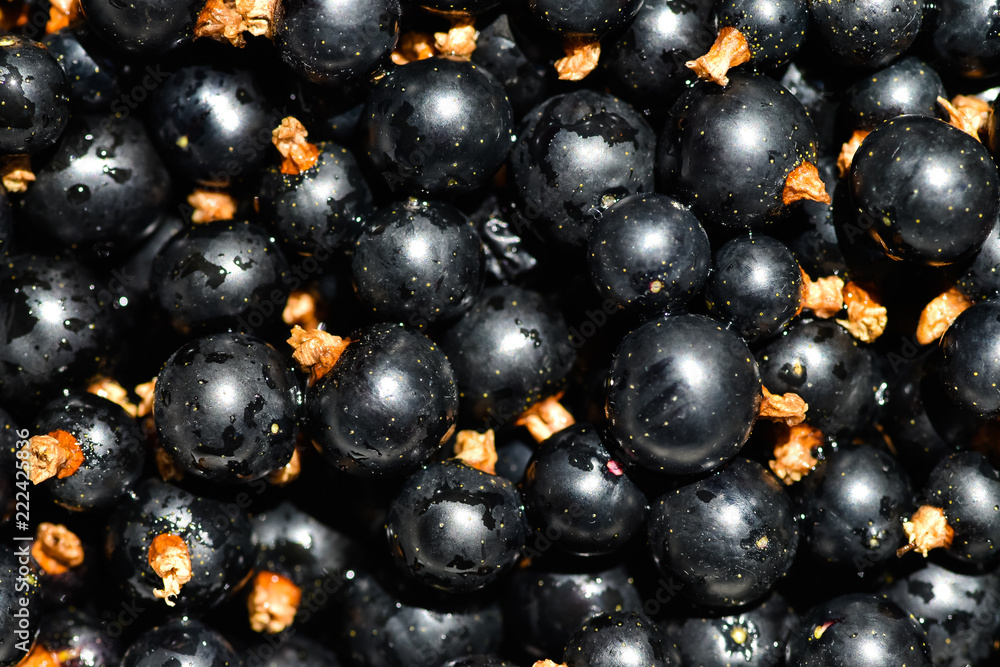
[106,479,254,610]
[956,224,1000,302]
[784,594,932,666]
[32,393,145,511]
[658,73,819,230]
[601,0,715,105]
[275,0,401,86]
[510,90,656,248]
[526,0,645,37]
[363,58,514,197]
[351,199,485,327]
[306,323,458,477]
[441,285,574,427]
[502,563,643,660]
[18,114,172,253]
[922,452,1000,564]
[841,56,945,132]
[149,65,275,187]
[927,0,1000,78]
[939,299,1000,418]
[149,221,292,336]
[0,545,43,667]
[0,254,122,411]
[648,458,798,608]
[705,235,802,342]
[339,568,503,665]
[717,0,809,70]
[588,193,710,315]
[521,423,647,557]
[808,0,924,69]
[259,141,373,255]
[79,0,200,54]
[386,458,527,592]
[606,314,762,475]
[41,27,135,112]
[798,444,912,571]
[757,319,881,437]
[562,611,678,667]
[850,116,1000,265]
[882,562,1000,667]
[669,592,796,667]
[0,34,71,154]
[155,333,300,483]
[121,618,241,667]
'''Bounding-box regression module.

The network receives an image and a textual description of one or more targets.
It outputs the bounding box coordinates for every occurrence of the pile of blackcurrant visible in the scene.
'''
[5,0,1000,665]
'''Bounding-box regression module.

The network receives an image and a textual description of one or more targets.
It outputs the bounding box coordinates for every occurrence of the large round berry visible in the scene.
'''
[363,58,514,197]
[18,115,172,253]
[352,200,484,328]
[386,459,527,593]
[306,324,458,478]
[851,116,1000,265]
[785,594,932,666]
[511,90,656,248]
[441,285,574,427]
[648,458,798,608]
[939,298,1000,418]
[588,193,710,315]
[606,314,762,475]
[155,333,300,484]
[0,35,71,154]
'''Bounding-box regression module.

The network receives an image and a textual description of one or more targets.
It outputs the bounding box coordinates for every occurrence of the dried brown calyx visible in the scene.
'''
[836,129,870,178]
[837,281,887,343]
[287,325,350,385]
[515,395,576,442]
[248,571,302,633]
[31,522,84,575]
[454,429,498,475]
[0,6,31,33]
[15,645,62,667]
[282,289,323,331]
[783,161,832,206]
[434,17,478,59]
[1,155,34,193]
[916,287,973,346]
[897,505,954,557]
[555,37,601,81]
[272,117,320,175]
[759,386,808,426]
[45,0,81,33]
[154,444,184,482]
[798,267,845,319]
[148,533,193,606]
[134,378,157,419]
[391,31,437,65]
[532,661,568,667]
[685,26,751,87]
[25,431,84,484]
[769,423,822,485]
[194,0,280,47]
[188,189,236,224]
[87,376,139,417]
[267,445,301,486]
[938,95,987,141]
